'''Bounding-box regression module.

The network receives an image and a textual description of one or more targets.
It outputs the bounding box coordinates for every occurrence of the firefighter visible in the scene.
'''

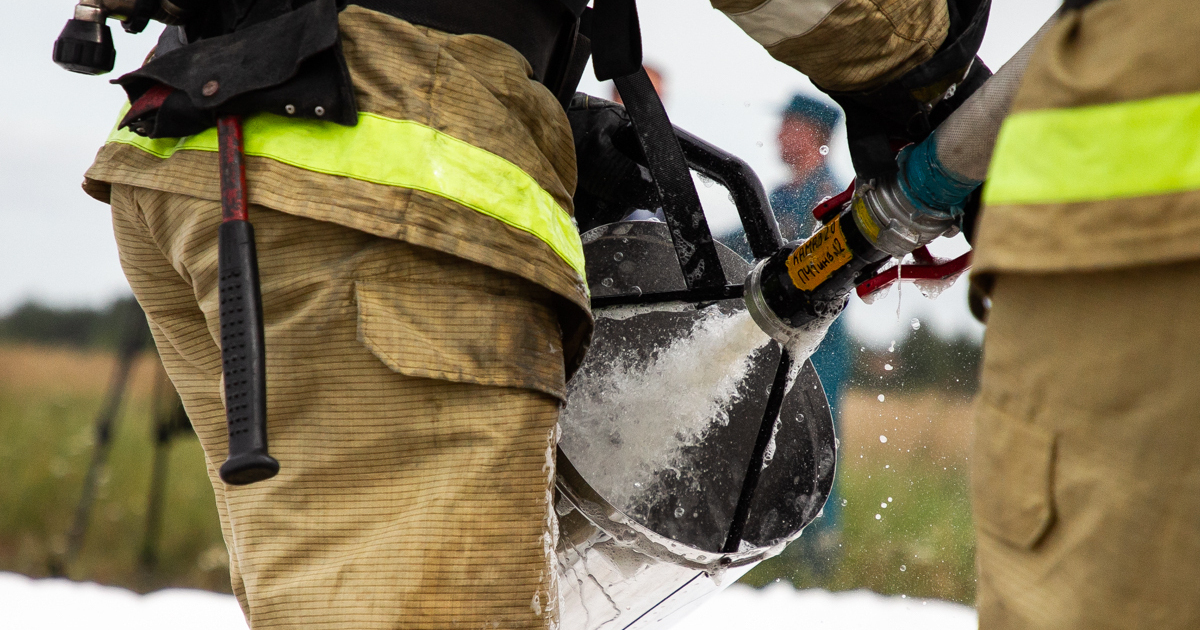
[77,0,990,628]
[84,3,591,628]
[723,1,1200,626]
[970,1,1200,627]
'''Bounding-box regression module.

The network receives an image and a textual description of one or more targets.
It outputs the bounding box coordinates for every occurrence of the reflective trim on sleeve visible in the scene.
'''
[723,0,843,47]
[106,112,587,280]
[984,91,1200,205]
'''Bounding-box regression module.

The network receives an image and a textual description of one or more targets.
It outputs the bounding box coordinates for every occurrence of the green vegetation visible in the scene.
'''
[740,446,976,604]
[740,324,981,603]
[0,298,150,351]
[0,345,230,594]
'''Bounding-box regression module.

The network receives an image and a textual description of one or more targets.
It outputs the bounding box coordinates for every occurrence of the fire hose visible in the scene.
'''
[744,15,1058,344]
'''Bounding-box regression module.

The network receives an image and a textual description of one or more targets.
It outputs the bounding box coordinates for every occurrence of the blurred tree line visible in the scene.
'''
[0,297,152,351]
[850,325,982,394]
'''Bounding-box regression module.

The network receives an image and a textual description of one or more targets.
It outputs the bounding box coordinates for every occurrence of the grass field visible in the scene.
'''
[742,390,977,603]
[0,344,978,602]
[0,345,229,593]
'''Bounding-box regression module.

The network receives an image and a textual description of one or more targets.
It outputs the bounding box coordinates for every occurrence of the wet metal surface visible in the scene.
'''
[556,221,836,629]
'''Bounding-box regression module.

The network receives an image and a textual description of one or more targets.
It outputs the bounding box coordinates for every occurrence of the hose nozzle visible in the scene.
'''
[742,203,887,345]
[744,259,800,346]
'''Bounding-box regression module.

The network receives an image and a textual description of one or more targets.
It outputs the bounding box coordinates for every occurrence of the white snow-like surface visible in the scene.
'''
[680,583,976,630]
[1,572,249,630]
[2,572,976,630]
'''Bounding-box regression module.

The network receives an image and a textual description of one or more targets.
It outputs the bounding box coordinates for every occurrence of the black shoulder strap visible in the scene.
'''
[558,0,588,16]
[587,0,642,81]
[583,0,726,290]
[613,69,726,290]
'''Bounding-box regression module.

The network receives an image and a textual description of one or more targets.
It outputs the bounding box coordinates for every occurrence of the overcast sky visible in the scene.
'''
[0,0,1059,344]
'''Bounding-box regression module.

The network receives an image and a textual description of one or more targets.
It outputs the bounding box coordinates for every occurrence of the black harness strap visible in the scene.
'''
[613,68,727,290]
[587,0,642,82]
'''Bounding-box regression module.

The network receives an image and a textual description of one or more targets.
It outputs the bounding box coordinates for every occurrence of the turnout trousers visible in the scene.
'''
[110,184,566,630]
[974,265,1200,630]
[974,1,1200,627]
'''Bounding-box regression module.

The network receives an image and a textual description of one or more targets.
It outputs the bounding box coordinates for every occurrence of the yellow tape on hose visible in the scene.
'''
[786,215,853,291]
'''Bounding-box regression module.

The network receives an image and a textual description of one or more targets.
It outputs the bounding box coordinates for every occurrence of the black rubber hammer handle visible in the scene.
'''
[216,115,279,485]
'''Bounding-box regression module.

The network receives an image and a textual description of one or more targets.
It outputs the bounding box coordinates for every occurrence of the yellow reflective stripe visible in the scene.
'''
[984,91,1200,205]
[106,112,587,279]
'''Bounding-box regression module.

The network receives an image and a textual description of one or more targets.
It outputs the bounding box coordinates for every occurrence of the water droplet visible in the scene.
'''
[875,514,882,520]
[601,277,614,288]
[877,395,886,403]
[900,564,907,572]
[888,497,893,502]
[819,145,829,156]
[674,506,685,518]
[841,499,847,506]
[881,502,888,508]
[884,363,893,371]
[879,434,887,443]
[910,317,921,331]
[888,340,896,352]
[613,252,624,262]
[756,141,764,148]
[743,101,751,107]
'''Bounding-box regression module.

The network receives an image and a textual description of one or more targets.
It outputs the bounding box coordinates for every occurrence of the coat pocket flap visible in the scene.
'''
[356,280,566,400]
[973,402,1056,550]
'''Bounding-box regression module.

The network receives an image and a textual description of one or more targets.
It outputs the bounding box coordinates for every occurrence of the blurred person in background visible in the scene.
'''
[769,95,843,243]
[718,95,842,255]
[774,95,850,574]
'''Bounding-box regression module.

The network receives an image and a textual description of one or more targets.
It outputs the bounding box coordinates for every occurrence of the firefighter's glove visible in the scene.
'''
[568,93,659,232]
[822,0,993,180]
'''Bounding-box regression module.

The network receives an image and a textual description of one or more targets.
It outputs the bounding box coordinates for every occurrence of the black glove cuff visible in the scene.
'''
[822,0,993,179]
[567,93,659,231]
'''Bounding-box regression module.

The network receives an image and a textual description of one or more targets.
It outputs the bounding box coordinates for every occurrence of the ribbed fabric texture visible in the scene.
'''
[85,5,592,370]
[111,185,564,629]
[975,0,1200,277]
[974,263,1200,630]
[711,0,948,91]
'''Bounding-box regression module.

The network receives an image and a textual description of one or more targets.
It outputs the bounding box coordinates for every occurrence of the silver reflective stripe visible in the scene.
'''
[724,0,845,47]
